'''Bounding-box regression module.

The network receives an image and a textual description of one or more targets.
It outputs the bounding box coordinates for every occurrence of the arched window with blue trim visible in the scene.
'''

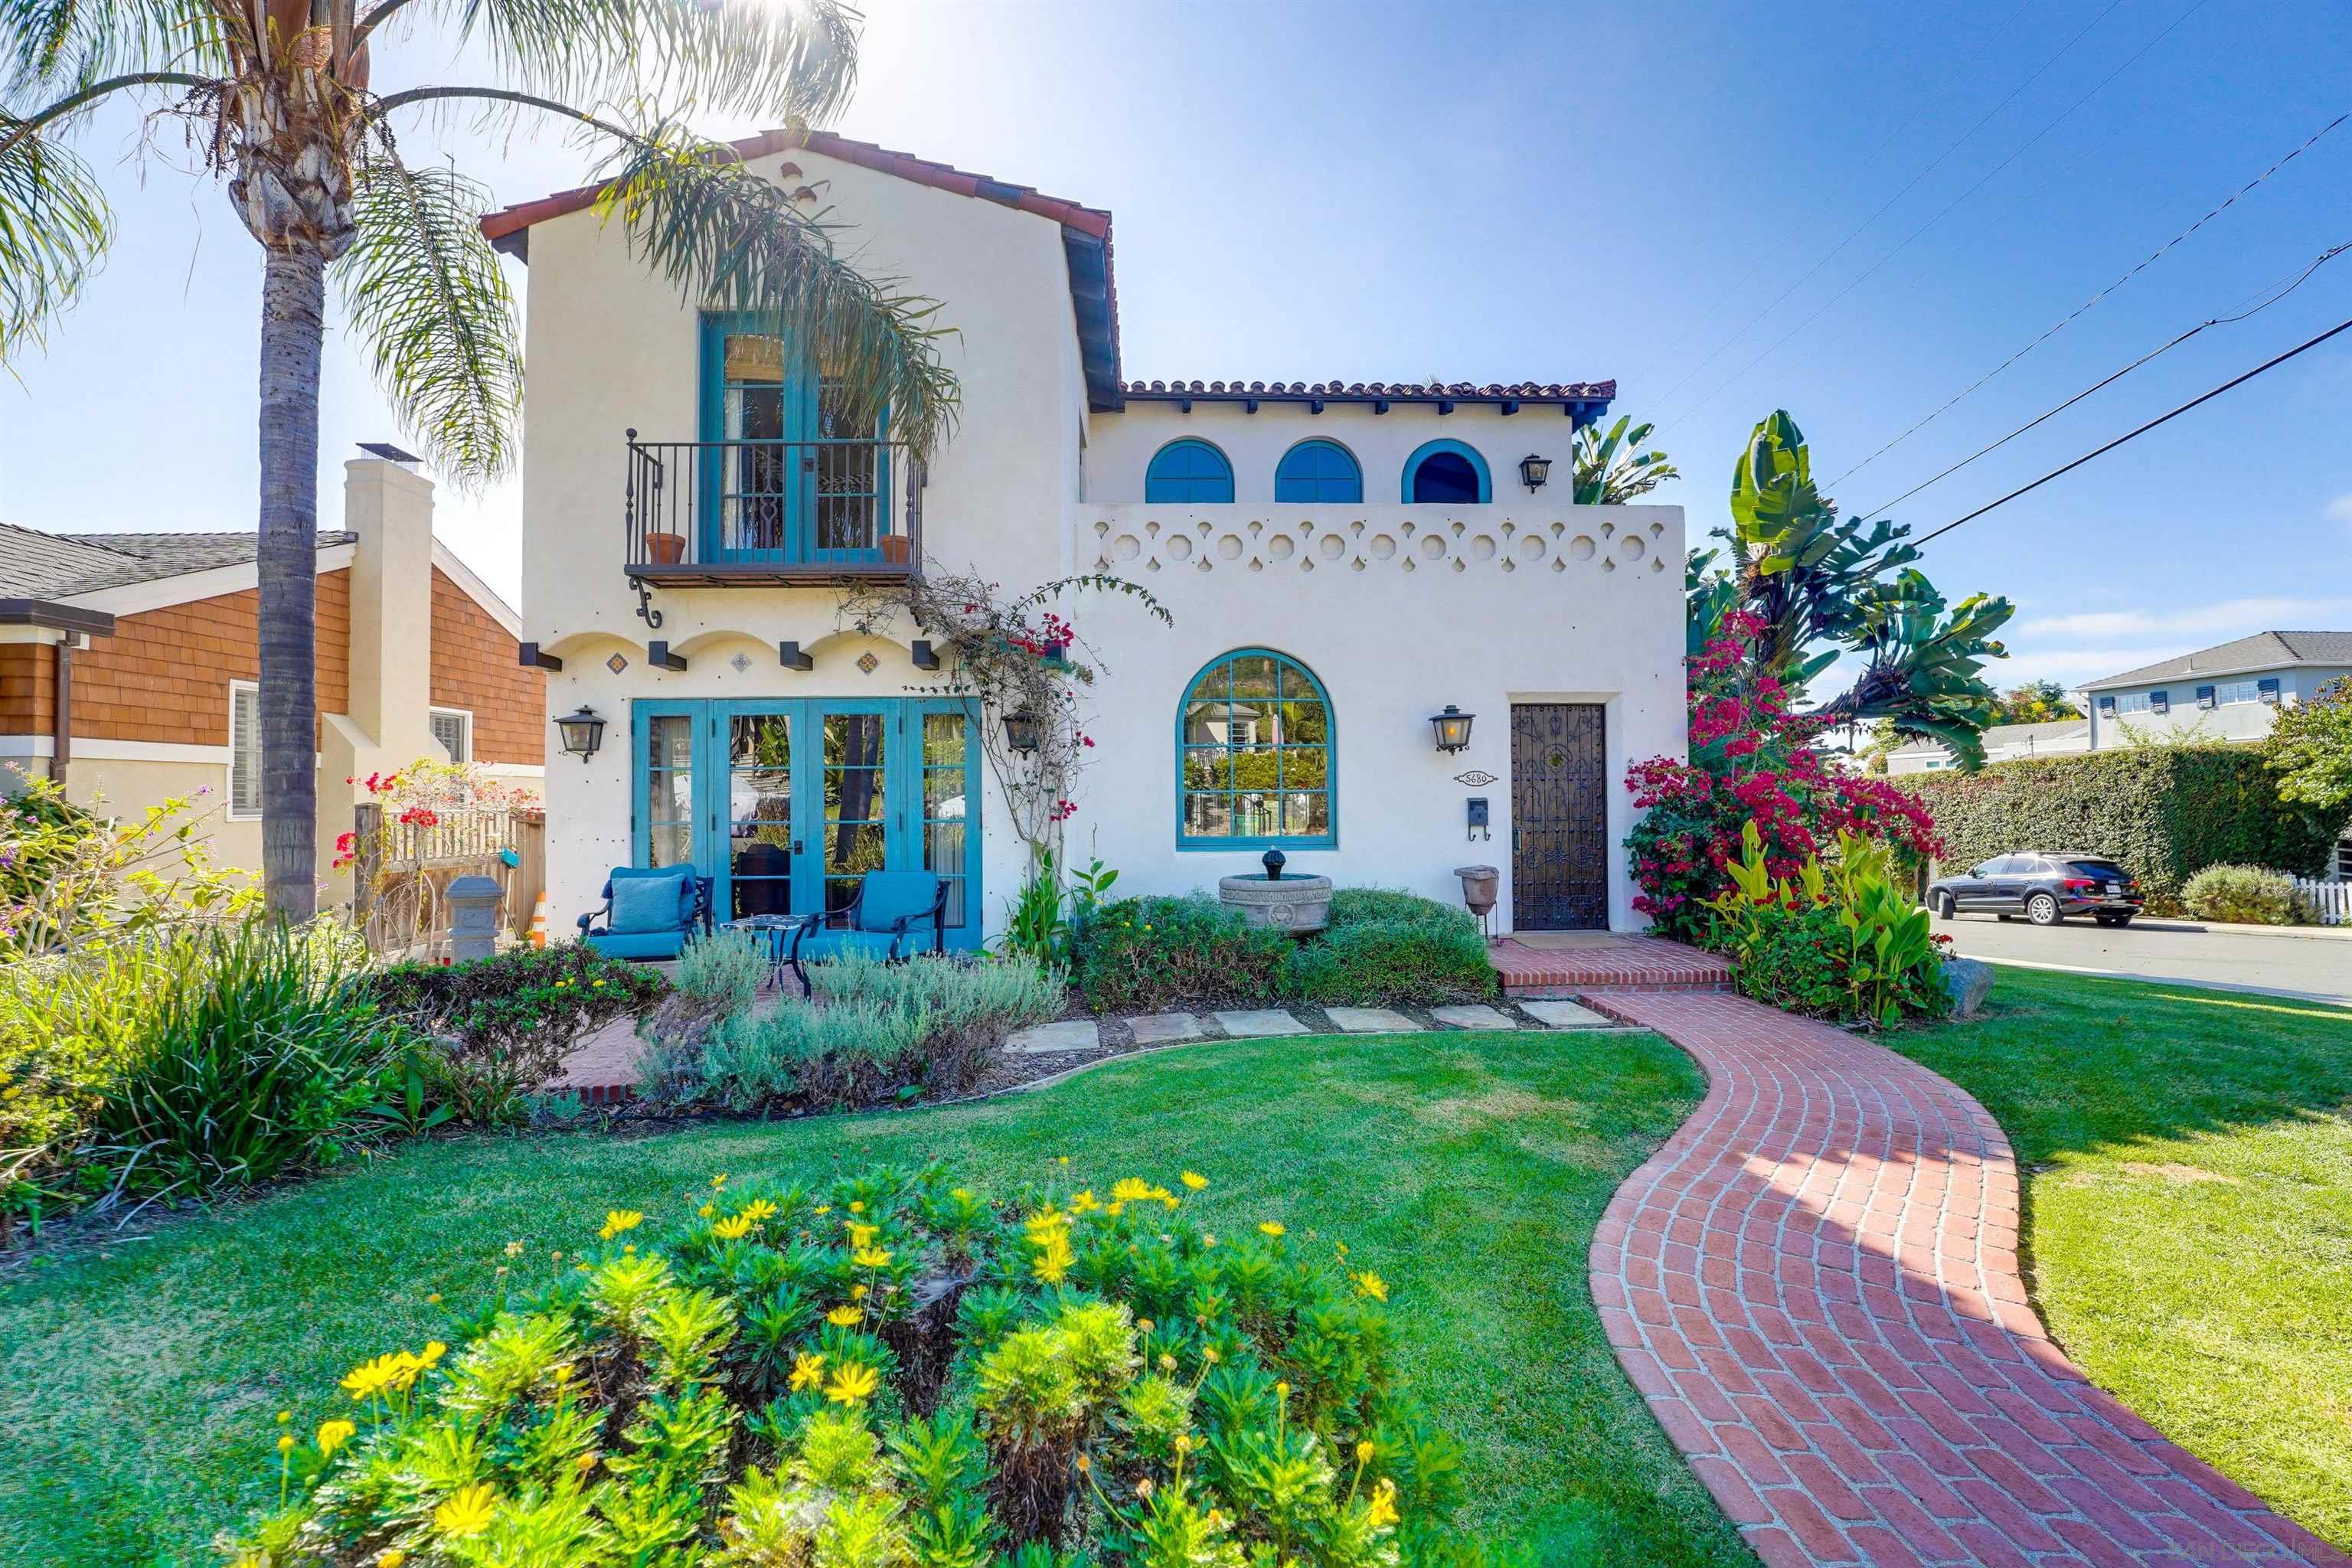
[1402,439,1491,503]
[1274,439,1363,503]
[1178,648,1335,848]
[1145,438,1235,503]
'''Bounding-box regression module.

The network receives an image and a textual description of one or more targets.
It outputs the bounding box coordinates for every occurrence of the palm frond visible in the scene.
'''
[338,148,522,483]
[593,117,957,456]
[2,0,222,105]
[366,0,857,127]
[0,116,108,359]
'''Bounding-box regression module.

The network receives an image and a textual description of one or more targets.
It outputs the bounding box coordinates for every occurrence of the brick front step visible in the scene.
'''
[1488,934,1733,996]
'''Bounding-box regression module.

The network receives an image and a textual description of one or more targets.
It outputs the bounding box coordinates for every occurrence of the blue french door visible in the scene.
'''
[698,315,890,567]
[632,697,980,947]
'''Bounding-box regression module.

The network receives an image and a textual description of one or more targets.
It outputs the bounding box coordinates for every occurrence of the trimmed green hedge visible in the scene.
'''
[1900,746,2336,910]
[1072,887,1495,1014]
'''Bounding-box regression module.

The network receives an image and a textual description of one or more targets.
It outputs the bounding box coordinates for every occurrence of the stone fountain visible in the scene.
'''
[1218,849,1333,935]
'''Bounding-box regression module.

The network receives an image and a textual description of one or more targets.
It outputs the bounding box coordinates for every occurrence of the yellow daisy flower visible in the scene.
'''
[713,1214,754,1240]
[434,1483,498,1537]
[1352,1270,1389,1302]
[316,1419,357,1457]
[1180,1171,1208,1191]
[826,1305,864,1327]
[824,1363,880,1405]
[1258,1221,1286,1239]
[852,1246,892,1269]
[789,1352,827,1391]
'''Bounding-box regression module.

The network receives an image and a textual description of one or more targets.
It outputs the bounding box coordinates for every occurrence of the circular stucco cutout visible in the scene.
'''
[1569,534,1597,560]
[1112,534,1141,560]
[1267,534,1295,560]
[1367,534,1396,560]
[1469,534,1496,560]
[1419,534,1447,560]
[1318,533,1347,560]
[1165,534,1194,561]
[1621,534,1646,560]
[1217,534,1243,560]
[1517,533,1547,561]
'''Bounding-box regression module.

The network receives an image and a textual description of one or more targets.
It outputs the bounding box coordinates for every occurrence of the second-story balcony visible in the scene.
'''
[624,433,923,587]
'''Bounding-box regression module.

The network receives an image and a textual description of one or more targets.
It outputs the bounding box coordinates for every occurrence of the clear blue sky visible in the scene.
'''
[5,0,2348,693]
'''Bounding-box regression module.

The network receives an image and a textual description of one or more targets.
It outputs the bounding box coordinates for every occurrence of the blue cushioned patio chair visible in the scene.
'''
[784,870,950,997]
[578,866,714,960]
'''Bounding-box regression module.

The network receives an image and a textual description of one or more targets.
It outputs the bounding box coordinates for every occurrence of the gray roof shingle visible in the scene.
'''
[0,524,355,599]
[2083,631,2352,690]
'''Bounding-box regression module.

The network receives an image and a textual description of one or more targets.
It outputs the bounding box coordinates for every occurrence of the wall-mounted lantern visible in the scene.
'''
[1518,453,1553,492]
[1429,704,1476,753]
[1003,709,1042,756]
[554,705,606,763]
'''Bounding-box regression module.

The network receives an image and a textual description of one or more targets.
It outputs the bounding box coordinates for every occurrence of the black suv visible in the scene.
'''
[1926,852,2143,927]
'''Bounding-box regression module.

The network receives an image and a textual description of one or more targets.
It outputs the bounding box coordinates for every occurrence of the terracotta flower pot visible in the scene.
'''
[880,534,912,565]
[643,531,687,566]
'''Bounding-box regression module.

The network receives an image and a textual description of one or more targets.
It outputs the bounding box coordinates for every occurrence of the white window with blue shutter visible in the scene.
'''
[2150,690,2169,714]
[2259,678,2282,704]
[2196,685,2216,709]
[2096,694,2116,717]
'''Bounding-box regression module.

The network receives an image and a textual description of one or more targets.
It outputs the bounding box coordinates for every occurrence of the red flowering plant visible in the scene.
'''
[1627,611,1940,942]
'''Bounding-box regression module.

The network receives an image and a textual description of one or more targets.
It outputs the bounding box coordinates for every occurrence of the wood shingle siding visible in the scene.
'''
[64,570,351,745]
[0,642,54,735]
[429,567,544,764]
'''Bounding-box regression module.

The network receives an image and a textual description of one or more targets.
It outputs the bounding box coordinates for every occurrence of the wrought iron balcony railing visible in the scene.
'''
[623,432,923,590]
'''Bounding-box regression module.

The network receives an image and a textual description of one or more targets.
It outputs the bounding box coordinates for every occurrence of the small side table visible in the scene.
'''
[722,913,813,991]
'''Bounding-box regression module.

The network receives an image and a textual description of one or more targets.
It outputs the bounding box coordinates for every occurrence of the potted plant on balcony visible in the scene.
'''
[880,532,911,565]
[643,529,688,565]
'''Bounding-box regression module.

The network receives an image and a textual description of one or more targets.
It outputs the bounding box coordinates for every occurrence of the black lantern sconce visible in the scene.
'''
[1429,704,1476,753]
[554,705,606,763]
[1518,453,1553,492]
[1002,709,1042,756]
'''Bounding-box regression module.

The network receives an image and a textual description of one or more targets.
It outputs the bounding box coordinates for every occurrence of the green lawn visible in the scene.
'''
[1890,965,2352,1549]
[0,1030,1753,1568]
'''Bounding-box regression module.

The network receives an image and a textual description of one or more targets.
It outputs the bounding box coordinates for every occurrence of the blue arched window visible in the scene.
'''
[1145,438,1234,503]
[1177,648,1335,849]
[1402,439,1491,503]
[1274,439,1363,504]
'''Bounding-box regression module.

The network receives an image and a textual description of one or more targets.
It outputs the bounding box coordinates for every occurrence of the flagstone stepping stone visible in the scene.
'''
[1127,1012,1202,1045]
[1006,1020,1102,1055]
[1429,1004,1516,1030]
[1322,1007,1420,1033]
[1213,1009,1312,1037]
[1519,998,1612,1029]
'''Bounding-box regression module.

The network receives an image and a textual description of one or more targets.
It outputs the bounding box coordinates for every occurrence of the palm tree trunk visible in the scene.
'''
[257,245,325,920]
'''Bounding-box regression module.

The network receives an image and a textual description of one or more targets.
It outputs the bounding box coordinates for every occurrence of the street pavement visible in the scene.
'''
[1939,911,2352,1006]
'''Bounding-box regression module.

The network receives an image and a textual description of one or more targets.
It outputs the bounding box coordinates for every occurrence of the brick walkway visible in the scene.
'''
[1584,989,2347,1568]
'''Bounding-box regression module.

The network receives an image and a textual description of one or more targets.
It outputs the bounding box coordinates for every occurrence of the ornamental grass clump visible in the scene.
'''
[694,953,1062,1112]
[218,1163,1486,1567]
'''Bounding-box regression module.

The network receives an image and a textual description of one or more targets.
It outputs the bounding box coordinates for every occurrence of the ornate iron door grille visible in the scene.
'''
[1510,703,1608,930]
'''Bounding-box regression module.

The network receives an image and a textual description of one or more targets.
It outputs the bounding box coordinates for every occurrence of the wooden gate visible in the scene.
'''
[1510,703,1608,930]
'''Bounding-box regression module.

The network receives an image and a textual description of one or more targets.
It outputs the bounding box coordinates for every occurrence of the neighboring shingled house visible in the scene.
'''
[1,452,544,887]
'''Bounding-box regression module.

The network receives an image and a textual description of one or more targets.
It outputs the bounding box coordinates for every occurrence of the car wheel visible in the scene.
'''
[1934,893,1955,920]
[2096,913,2132,928]
[2026,892,2062,926]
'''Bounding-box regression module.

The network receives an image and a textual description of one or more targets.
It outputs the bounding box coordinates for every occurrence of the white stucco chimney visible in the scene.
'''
[342,453,437,752]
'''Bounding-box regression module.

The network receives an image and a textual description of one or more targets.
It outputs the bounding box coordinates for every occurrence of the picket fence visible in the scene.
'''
[2293,877,2350,926]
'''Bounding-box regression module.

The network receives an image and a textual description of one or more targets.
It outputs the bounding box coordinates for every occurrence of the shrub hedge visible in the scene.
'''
[1900,746,2336,910]
[1071,887,1494,1014]
[2181,864,2305,925]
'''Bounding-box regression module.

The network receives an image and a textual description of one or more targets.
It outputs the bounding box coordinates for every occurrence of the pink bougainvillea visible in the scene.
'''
[1626,616,1940,936]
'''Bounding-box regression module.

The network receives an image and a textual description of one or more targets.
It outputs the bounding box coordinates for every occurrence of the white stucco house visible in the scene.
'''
[484,131,1686,945]
[1883,718,2091,775]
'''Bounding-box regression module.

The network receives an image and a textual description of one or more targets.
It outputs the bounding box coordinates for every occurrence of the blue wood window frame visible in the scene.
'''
[1400,439,1491,503]
[1274,439,1363,503]
[629,694,982,948]
[1145,438,1235,503]
[1175,648,1337,851]
[697,312,892,566]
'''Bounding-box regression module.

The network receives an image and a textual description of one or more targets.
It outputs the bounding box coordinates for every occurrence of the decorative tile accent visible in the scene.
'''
[730,652,753,674]
[1086,512,1677,578]
[606,653,629,674]
[1453,769,1498,787]
[856,651,880,675]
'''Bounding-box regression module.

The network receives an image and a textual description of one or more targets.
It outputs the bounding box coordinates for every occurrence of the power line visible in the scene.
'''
[1658,0,2211,434]
[1849,238,2351,522]
[1909,312,2352,548]
[1830,109,2348,488]
[1640,0,2089,419]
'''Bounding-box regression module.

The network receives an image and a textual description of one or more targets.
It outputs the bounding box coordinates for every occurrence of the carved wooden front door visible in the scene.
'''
[1510,703,1608,930]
